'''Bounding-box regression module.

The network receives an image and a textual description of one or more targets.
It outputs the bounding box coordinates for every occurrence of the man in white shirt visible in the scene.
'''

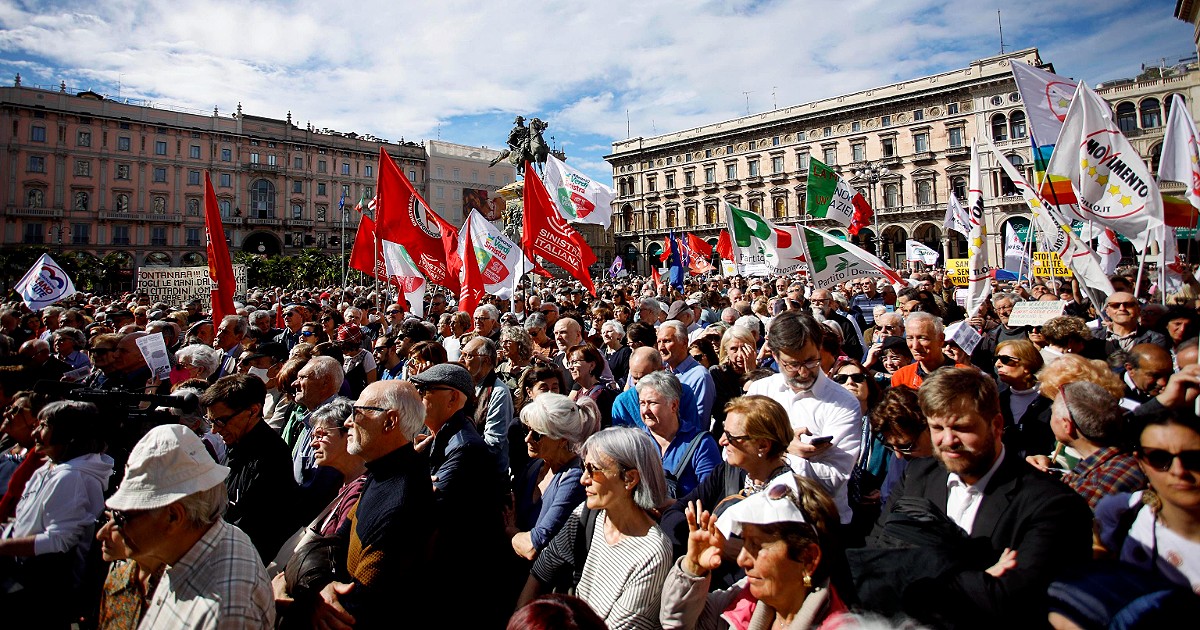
[747,309,862,523]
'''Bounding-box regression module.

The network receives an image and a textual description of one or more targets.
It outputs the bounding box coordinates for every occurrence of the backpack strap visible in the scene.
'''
[671,432,708,480]
[572,506,599,589]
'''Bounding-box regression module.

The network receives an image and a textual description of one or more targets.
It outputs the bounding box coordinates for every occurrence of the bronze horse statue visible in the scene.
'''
[490,116,550,171]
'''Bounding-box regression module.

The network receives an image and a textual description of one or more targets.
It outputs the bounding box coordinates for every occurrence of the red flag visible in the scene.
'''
[203,172,236,322]
[375,147,460,291]
[685,234,715,274]
[651,265,663,288]
[716,231,733,261]
[848,196,873,236]
[349,216,387,280]
[274,302,284,329]
[458,223,485,325]
[521,162,597,294]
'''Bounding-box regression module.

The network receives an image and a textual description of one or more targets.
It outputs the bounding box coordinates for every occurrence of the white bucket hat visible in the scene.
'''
[107,424,229,511]
[716,473,808,538]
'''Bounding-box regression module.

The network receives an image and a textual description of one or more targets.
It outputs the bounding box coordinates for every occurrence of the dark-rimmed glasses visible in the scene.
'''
[523,423,543,442]
[207,408,246,427]
[722,430,752,444]
[882,440,917,455]
[583,461,624,480]
[832,373,866,384]
[1136,447,1200,473]
[995,355,1022,367]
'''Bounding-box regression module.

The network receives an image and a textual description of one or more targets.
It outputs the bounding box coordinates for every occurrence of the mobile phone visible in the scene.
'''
[809,435,833,446]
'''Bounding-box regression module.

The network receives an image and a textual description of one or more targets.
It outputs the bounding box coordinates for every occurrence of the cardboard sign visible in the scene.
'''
[1032,252,1073,278]
[1006,300,1066,327]
[944,321,982,355]
[136,265,248,307]
[947,259,969,286]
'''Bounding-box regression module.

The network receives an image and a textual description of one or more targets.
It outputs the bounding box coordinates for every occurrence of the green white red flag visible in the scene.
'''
[719,202,805,276]
[458,209,527,300]
[806,158,872,234]
[799,226,902,290]
[521,161,598,294]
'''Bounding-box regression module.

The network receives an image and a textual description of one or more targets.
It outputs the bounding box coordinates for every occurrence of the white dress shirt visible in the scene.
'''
[747,371,862,523]
[945,446,1006,535]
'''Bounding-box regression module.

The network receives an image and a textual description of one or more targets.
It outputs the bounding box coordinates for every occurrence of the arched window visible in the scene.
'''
[884,183,900,208]
[705,205,717,224]
[74,191,89,212]
[1141,98,1162,129]
[916,180,933,205]
[1116,102,1137,133]
[991,113,1007,141]
[1009,111,1027,139]
[1150,143,1163,176]
[951,176,967,201]
[144,252,172,266]
[181,252,206,266]
[749,199,762,214]
[292,203,303,220]
[648,210,659,230]
[666,208,677,228]
[27,189,44,208]
[250,179,275,219]
[115,193,130,213]
[999,158,1019,196]
[622,205,633,232]
[152,196,166,214]
[219,199,231,218]
[187,198,200,216]
[1165,94,1185,121]
[773,197,786,219]
[686,206,698,226]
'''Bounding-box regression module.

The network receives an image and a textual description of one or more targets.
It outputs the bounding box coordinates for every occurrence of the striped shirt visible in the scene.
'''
[536,505,672,630]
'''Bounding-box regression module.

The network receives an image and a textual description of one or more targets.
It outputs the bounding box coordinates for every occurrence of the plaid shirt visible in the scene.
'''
[1063,446,1147,510]
[138,520,274,630]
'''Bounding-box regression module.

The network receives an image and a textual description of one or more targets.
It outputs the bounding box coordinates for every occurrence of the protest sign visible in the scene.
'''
[136,265,248,306]
[135,332,172,380]
[1032,252,1073,278]
[947,259,969,286]
[1006,300,1067,327]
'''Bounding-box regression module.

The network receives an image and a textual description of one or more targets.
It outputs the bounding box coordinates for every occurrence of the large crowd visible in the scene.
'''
[1,267,1199,629]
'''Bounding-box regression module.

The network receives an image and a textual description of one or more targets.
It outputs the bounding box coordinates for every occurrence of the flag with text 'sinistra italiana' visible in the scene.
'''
[521,161,597,294]
[806,158,872,234]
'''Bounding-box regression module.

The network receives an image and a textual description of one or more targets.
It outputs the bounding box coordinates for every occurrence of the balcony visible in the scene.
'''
[245,162,279,173]
[246,217,282,226]
[770,173,789,184]
[912,151,937,163]
[745,176,764,186]
[944,146,970,159]
[682,185,698,195]
[702,182,719,193]
[289,218,315,228]
[4,206,63,218]
[645,191,660,201]
[724,179,741,189]
[146,213,183,224]
[98,210,133,221]
[664,188,679,198]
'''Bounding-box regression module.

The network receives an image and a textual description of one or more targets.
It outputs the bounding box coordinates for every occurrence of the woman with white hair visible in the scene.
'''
[519,428,673,629]
[175,343,223,381]
[636,370,721,499]
[601,319,632,385]
[509,393,599,561]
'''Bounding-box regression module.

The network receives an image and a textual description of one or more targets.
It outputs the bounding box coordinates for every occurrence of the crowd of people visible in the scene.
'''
[0,265,1199,629]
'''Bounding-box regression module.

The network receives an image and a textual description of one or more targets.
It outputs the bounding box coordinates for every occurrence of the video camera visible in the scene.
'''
[32,380,200,445]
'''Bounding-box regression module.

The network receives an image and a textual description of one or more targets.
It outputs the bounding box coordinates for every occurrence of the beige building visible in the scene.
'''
[425,140,515,228]
[1,78,426,285]
[605,48,1200,275]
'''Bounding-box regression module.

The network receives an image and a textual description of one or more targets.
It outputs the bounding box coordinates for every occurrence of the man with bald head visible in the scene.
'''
[552,317,583,390]
[1095,292,1169,356]
[610,346,699,431]
[1122,343,1174,403]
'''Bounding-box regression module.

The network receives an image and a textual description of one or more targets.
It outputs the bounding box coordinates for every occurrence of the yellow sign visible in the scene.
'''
[1032,251,1073,278]
[947,258,969,286]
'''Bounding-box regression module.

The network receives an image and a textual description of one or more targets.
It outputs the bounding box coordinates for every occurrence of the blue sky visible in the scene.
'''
[0,0,1194,180]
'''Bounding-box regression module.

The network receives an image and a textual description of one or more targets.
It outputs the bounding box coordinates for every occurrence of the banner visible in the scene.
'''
[721,203,806,276]
[1007,300,1067,327]
[947,259,969,286]
[543,153,615,228]
[1031,251,1073,277]
[136,265,248,306]
[459,209,526,299]
[15,253,77,310]
[905,240,940,265]
[799,225,903,290]
[965,145,992,317]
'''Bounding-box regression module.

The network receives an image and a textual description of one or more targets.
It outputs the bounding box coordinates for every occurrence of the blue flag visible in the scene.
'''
[667,231,686,291]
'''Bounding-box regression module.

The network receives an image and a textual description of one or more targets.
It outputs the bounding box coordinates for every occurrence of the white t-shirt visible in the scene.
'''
[1120,491,1200,594]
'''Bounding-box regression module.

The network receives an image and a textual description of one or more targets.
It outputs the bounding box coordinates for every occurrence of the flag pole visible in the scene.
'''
[340,193,347,288]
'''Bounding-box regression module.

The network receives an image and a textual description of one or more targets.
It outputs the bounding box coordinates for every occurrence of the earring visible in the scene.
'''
[803,574,812,589]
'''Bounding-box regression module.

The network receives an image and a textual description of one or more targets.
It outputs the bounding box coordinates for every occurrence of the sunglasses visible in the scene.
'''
[832,373,867,384]
[206,408,246,427]
[995,355,1022,367]
[1136,447,1200,473]
[414,384,455,396]
[523,423,543,442]
[882,440,917,454]
[104,508,148,529]
[583,461,624,480]
[722,429,752,444]
[300,331,317,337]
[386,310,401,315]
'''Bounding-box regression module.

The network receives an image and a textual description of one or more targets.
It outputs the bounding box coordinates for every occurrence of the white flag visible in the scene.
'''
[457,209,528,299]
[988,140,1115,301]
[1004,224,1029,275]
[15,253,76,310]
[943,192,971,238]
[1010,61,1077,176]
[1044,82,1163,249]
[380,241,426,318]
[1159,93,1200,210]
[1095,227,1121,276]
[905,240,940,265]
[543,154,615,228]
[800,226,904,290]
[965,145,992,317]
[724,203,807,276]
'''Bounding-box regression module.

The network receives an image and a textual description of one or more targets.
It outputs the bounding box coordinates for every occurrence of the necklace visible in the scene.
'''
[743,463,792,496]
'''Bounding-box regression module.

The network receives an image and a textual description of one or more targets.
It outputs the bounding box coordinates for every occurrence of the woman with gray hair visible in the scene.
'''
[509,393,599,560]
[601,319,632,385]
[498,325,535,391]
[50,326,90,372]
[520,427,673,629]
[175,343,223,380]
[636,370,721,499]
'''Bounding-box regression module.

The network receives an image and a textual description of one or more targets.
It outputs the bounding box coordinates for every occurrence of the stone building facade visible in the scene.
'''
[605,48,1199,275]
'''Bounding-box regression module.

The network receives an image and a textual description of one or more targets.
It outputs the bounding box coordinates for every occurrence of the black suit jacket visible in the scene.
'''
[998,385,1055,458]
[871,454,1092,628]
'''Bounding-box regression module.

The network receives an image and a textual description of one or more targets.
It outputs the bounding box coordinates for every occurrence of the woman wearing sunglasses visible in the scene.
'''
[830,358,887,546]
[994,340,1051,459]
[520,428,671,629]
[662,474,849,629]
[509,393,598,561]
[1096,410,1200,594]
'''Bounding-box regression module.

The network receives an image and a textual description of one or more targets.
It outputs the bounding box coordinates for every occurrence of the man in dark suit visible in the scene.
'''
[867,367,1092,629]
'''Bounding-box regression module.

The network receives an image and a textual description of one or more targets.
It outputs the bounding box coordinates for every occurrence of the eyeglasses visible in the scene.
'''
[779,357,821,372]
[832,373,867,384]
[414,384,456,396]
[722,430,752,444]
[104,508,149,529]
[995,355,1022,367]
[89,347,115,355]
[373,346,391,353]
[320,317,334,322]
[386,310,401,315]
[1136,447,1200,473]
[300,331,317,337]
[352,405,388,419]
[882,440,917,455]
[583,461,625,480]
[312,426,350,441]
[206,408,246,427]
[1107,301,1138,311]
[523,423,542,442]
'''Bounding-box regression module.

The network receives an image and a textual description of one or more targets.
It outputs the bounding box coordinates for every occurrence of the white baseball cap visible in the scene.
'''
[716,473,809,538]
[107,425,229,511]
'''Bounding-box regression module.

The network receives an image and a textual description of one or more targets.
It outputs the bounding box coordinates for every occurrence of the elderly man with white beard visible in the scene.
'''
[746,309,861,523]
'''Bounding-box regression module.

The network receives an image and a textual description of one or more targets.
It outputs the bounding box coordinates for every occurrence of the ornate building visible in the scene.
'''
[605,48,1199,275]
[1,79,426,276]
[425,140,515,227]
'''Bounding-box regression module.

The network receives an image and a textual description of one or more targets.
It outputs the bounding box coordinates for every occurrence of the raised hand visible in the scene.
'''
[682,500,725,576]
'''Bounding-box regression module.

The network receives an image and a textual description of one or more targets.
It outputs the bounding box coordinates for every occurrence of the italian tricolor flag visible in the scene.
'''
[806,158,873,235]
[800,226,902,289]
[716,203,805,277]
